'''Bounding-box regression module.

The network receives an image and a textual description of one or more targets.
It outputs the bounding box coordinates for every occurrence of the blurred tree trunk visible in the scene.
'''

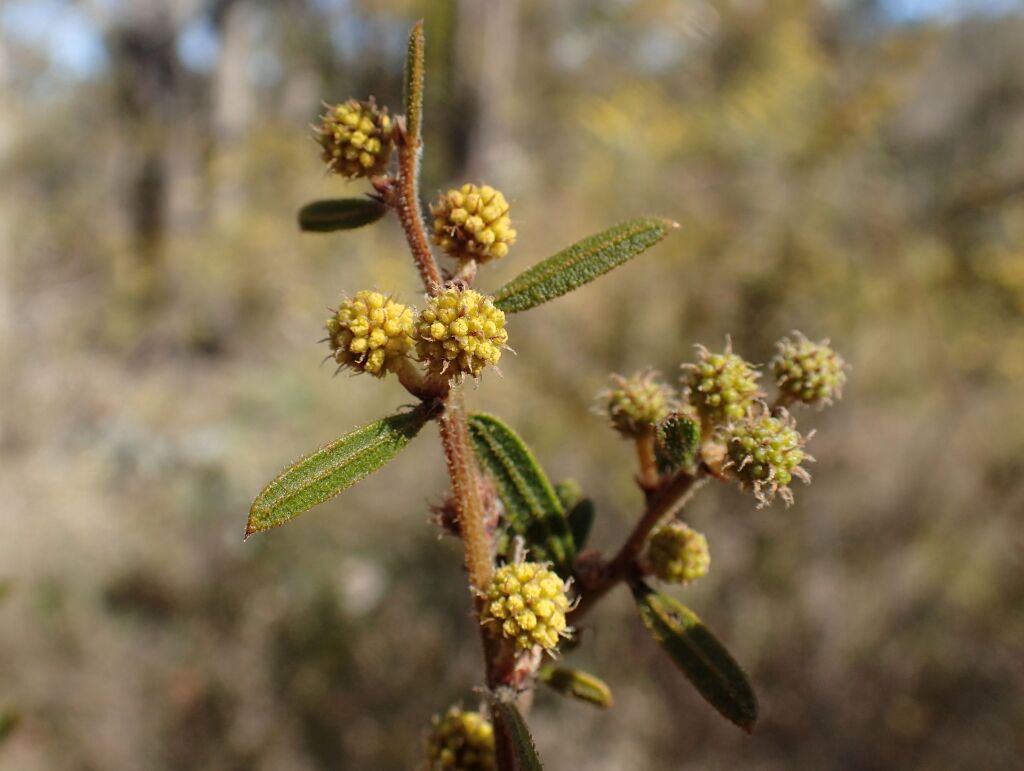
[209,0,257,224]
[108,10,180,312]
[453,0,521,178]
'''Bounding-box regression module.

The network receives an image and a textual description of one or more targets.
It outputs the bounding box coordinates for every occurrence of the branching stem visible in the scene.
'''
[391,75,504,703]
[635,430,659,493]
[574,470,707,619]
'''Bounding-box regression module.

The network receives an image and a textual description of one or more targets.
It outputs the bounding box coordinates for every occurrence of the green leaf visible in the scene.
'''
[494,217,677,313]
[297,198,387,232]
[467,414,575,575]
[555,478,596,551]
[554,479,583,510]
[566,498,596,552]
[538,665,614,708]
[655,413,701,475]
[247,407,430,536]
[631,581,758,732]
[491,700,544,771]
[403,20,425,148]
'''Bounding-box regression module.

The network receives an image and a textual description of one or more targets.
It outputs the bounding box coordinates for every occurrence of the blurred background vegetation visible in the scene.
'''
[2,0,1023,768]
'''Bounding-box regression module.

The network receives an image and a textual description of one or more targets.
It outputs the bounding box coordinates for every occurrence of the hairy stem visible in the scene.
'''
[438,391,495,592]
[392,30,508,739]
[395,133,443,291]
[574,471,707,619]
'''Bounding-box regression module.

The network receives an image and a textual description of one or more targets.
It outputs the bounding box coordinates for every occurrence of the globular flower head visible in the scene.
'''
[601,370,677,438]
[416,285,508,380]
[645,522,710,584]
[482,562,570,653]
[326,290,415,376]
[682,341,762,427]
[425,706,496,771]
[772,332,847,407]
[725,405,813,506]
[431,184,516,263]
[316,98,393,178]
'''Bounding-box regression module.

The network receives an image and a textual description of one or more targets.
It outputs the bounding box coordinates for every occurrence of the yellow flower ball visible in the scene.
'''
[726,405,813,507]
[646,522,710,584]
[602,371,676,438]
[431,183,516,263]
[316,98,393,178]
[682,343,762,427]
[482,563,570,652]
[416,286,508,380]
[425,706,496,771]
[326,290,415,376]
[772,332,847,407]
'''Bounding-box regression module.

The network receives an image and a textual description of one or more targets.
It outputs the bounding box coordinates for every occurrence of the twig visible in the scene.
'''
[573,471,707,619]
[394,134,443,292]
[635,430,659,494]
[438,391,495,592]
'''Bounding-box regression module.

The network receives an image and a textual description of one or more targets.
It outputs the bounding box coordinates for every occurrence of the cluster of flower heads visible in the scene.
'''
[482,562,571,652]
[325,284,509,382]
[425,706,496,771]
[315,97,516,384]
[598,334,845,507]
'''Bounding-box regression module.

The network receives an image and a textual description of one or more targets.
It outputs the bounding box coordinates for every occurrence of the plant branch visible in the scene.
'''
[394,19,443,294]
[573,470,707,619]
[394,138,443,292]
[635,430,659,493]
[393,20,505,708]
[438,390,495,592]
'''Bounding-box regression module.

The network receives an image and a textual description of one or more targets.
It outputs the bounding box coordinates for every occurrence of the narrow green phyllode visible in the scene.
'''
[494,217,676,313]
[246,408,430,536]
[467,413,575,574]
[631,581,758,733]
[297,198,388,232]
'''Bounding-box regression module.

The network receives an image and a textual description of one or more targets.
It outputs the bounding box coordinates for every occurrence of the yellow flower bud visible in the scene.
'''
[646,522,710,584]
[425,706,496,771]
[326,290,414,376]
[430,183,516,263]
[416,286,508,380]
[600,370,677,438]
[316,98,393,179]
[772,332,848,407]
[725,404,813,507]
[681,341,762,427]
[482,563,571,653]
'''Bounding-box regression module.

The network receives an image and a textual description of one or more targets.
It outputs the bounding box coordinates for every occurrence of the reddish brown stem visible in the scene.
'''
[395,131,443,292]
[573,471,706,619]
[438,390,495,592]
[635,430,659,493]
